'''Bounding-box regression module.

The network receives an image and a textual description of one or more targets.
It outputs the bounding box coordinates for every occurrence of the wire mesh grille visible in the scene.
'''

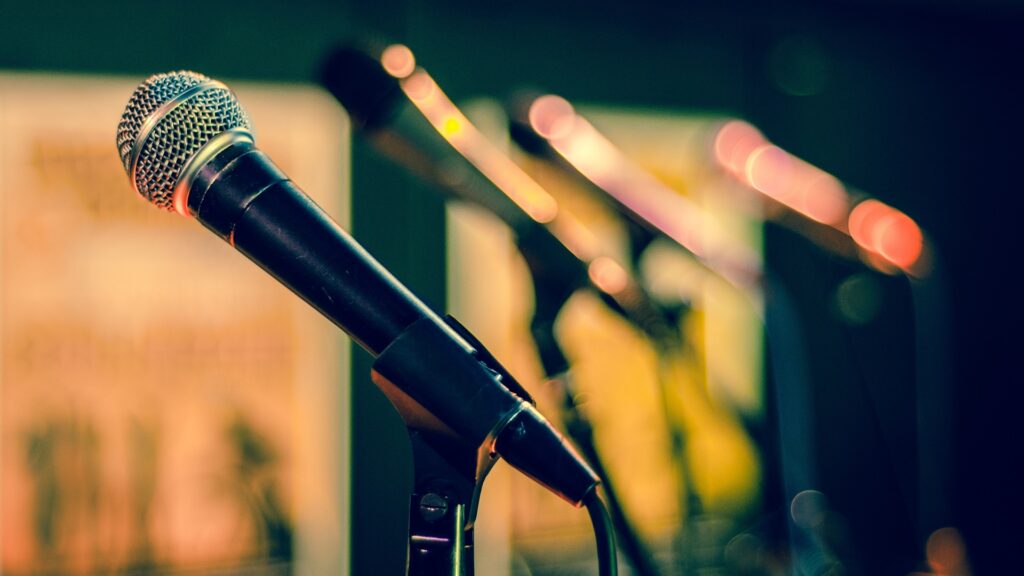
[116,71,252,211]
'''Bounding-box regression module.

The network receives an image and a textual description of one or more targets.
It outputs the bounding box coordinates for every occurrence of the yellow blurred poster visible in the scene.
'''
[452,103,764,574]
[0,73,350,575]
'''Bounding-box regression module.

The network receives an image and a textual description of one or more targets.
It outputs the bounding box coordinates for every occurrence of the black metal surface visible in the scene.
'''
[375,315,599,506]
[372,316,520,445]
[189,146,434,356]
[406,431,483,576]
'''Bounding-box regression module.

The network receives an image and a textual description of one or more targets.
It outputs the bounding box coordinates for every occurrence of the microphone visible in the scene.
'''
[320,45,680,361]
[318,49,655,576]
[506,92,762,293]
[115,70,599,506]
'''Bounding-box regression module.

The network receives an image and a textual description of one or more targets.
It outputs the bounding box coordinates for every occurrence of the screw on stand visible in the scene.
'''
[419,493,450,523]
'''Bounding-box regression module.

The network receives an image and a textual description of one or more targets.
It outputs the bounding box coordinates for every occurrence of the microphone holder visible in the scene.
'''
[405,428,496,575]
[372,315,539,576]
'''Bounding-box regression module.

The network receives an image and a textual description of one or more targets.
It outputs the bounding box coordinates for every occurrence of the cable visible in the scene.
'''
[549,371,658,576]
[575,432,658,576]
[585,491,619,576]
[527,311,654,575]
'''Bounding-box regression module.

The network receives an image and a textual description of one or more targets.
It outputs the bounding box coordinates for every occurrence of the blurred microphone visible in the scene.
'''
[507,92,762,293]
[115,71,599,506]
[321,47,670,576]
[711,120,930,277]
[320,45,680,359]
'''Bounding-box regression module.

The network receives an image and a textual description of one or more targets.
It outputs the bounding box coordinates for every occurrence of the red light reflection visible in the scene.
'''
[848,199,888,249]
[848,199,923,270]
[715,120,926,274]
[875,210,924,269]
[926,527,971,576]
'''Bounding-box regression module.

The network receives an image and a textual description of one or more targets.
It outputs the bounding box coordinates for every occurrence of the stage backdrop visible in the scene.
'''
[0,73,350,575]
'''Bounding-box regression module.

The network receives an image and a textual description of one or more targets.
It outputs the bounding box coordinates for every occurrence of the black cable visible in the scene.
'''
[563,391,659,576]
[585,491,619,576]
[528,309,657,576]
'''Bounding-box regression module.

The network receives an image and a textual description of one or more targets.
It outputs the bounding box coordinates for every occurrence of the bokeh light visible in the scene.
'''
[588,256,629,295]
[380,44,416,79]
[400,70,560,224]
[849,199,924,271]
[714,121,927,275]
[528,94,576,140]
[714,120,768,176]
[926,527,971,576]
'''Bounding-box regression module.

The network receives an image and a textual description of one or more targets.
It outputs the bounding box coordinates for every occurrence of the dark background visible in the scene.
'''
[3,1,1022,573]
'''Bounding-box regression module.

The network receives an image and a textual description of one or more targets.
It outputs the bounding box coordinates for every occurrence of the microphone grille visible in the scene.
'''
[116,71,253,211]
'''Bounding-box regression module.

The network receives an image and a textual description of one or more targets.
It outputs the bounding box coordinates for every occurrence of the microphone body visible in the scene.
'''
[507,93,764,292]
[190,139,430,355]
[116,72,598,506]
[189,139,530,446]
[368,104,537,232]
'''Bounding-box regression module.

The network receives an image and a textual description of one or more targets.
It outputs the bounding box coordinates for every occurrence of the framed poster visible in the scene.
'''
[0,72,350,575]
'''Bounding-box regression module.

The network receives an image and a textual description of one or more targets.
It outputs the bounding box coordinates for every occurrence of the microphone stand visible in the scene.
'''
[650,335,706,576]
[624,226,716,576]
[517,220,701,575]
[405,429,496,576]
[374,315,539,576]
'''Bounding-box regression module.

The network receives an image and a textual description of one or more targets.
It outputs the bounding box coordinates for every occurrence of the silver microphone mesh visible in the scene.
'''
[115,71,253,211]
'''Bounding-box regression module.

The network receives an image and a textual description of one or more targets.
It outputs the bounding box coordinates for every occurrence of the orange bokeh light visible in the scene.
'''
[849,199,888,249]
[926,527,969,576]
[714,120,768,176]
[848,199,923,270]
[401,70,560,224]
[588,256,629,295]
[799,171,847,225]
[745,144,796,201]
[527,98,763,288]
[716,119,926,275]
[381,44,416,79]
[744,144,848,225]
[875,210,924,268]
[402,70,437,103]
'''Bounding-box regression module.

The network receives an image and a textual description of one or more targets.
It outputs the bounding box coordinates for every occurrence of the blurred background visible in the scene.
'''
[2,1,1022,574]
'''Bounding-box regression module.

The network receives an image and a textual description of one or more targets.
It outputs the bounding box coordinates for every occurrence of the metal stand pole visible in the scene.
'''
[406,429,496,576]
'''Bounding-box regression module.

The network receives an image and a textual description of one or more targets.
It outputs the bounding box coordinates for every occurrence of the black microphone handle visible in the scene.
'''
[188,138,434,356]
[185,139,599,504]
